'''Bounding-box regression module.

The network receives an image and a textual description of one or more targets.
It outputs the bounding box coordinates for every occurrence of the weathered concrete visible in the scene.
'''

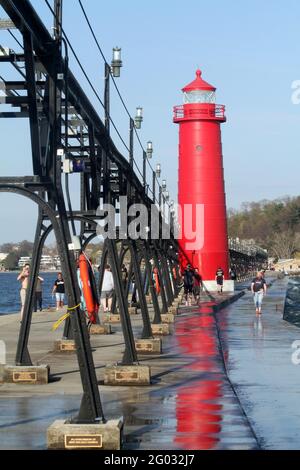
[221,276,300,449]
[54,339,76,353]
[89,324,112,335]
[104,365,151,386]
[151,323,171,336]
[203,279,235,292]
[47,418,123,450]
[160,313,175,323]
[128,307,137,315]
[135,338,162,355]
[0,364,49,384]
[105,314,120,323]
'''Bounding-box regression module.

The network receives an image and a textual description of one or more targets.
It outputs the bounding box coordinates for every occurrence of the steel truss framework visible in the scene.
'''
[0,0,182,424]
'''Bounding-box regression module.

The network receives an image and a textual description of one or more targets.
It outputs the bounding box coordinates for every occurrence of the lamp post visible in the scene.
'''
[152,170,156,203]
[111,47,122,77]
[135,106,143,129]
[156,163,161,178]
[143,151,147,187]
[129,117,134,168]
[146,141,153,159]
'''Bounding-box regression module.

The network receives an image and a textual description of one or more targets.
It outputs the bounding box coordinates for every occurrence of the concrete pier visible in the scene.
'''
[1,277,300,450]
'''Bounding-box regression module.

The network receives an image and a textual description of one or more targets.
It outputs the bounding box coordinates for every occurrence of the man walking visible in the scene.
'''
[215,267,224,294]
[183,264,194,306]
[34,275,44,312]
[17,263,30,320]
[193,268,203,304]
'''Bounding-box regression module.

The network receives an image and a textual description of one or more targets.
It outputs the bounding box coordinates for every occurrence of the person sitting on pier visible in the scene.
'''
[251,271,267,316]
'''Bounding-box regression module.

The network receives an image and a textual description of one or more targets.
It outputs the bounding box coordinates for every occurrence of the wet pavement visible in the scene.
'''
[0,276,299,450]
[222,276,300,449]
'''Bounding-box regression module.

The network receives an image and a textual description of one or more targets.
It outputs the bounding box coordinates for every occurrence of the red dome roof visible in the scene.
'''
[182,69,216,92]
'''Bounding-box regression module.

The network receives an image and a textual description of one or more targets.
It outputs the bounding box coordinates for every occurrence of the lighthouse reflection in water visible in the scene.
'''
[174,303,227,450]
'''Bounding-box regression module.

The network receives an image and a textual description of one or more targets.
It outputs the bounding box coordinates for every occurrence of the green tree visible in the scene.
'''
[3,252,19,271]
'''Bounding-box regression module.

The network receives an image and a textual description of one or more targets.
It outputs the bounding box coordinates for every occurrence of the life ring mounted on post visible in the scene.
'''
[78,252,99,324]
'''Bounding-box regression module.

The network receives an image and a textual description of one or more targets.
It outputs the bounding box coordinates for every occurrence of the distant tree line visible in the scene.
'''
[0,240,34,271]
[227,196,300,260]
[0,239,105,270]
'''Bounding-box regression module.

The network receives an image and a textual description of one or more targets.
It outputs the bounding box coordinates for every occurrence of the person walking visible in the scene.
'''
[215,267,224,293]
[121,263,128,289]
[100,264,114,312]
[17,263,30,320]
[251,271,267,315]
[52,272,65,310]
[183,264,194,306]
[193,268,203,304]
[34,275,44,312]
[229,266,237,281]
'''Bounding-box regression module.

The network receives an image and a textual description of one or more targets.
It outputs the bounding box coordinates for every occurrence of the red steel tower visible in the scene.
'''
[173,69,231,291]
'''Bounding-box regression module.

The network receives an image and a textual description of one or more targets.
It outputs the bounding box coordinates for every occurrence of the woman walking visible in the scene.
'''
[251,271,267,315]
[52,272,65,311]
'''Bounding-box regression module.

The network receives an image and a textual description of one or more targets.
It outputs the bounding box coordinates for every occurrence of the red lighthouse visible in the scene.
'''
[173,69,232,291]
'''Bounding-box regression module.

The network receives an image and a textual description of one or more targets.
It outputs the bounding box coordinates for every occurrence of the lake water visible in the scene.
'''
[0,272,59,315]
[283,276,300,328]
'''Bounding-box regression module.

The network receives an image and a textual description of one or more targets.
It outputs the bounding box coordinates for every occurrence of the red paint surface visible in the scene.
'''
[174,70,229,280]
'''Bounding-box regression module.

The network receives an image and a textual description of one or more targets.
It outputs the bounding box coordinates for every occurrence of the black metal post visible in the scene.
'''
[107,239,137,365]
[152,246,168,314]
[128,241,152,338]
[142,241,161,324]
[152,171,156,203]
[143,150,146,188]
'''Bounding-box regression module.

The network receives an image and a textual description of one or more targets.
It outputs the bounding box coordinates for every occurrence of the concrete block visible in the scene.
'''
[203,280,234,293]
[162,313,175,323]
[47,418,123,450]
[89,324,112,335]
[135,338,162,355]
[128,307,137,315]
[54,339,76,353]
[0,364,49,384]
[104,365,151,386]
[105,314,121,323]
[151,323,171,336]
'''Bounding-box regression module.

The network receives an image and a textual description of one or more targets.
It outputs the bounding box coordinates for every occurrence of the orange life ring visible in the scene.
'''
[153,267,160,294]
[79,253,99,324]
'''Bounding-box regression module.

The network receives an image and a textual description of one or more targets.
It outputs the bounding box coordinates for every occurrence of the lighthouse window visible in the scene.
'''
[184,90,216,104]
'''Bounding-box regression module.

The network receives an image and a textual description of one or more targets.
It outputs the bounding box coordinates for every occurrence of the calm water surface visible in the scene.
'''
[0,272,58,315]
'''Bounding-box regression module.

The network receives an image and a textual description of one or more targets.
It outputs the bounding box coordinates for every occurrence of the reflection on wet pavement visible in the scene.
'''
[122,301,258,450]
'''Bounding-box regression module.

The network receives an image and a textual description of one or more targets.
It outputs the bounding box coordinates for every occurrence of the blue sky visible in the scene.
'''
[0,0,300,243]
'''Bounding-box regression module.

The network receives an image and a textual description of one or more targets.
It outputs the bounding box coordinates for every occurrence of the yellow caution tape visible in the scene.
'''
[67,303,81,311]
[51,304,81,331]
[52,312,70,331]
